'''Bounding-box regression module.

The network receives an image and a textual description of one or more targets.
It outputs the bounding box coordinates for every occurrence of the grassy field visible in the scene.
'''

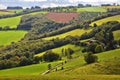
[0,61,61,76]
[77,7,107,12]
[0,31,27,46]
[0,49,120,79]
[0,11,14,15]
[29,11,48,15]
[35,44,82,57]
[43,29,92,40]
[7,9,23,13]
[49,49,120,76]
[90,15,120,26]
[113,30,120,40]
[0,16,22,28]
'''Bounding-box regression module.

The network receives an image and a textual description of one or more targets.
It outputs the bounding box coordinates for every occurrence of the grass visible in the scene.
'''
[0,31,27,46]
[0,11,14,15]
[0,61,61,76]
[7,9,23,13]
[35,44,82,57]
[90,15,120,26]
[43,29,92,40]
[0,48,120,79]
[113,30,120,40]
[29,11,48,15]
[0,16,22,28]
[0,75,120,80]
[49,49,120,76]
[77,7,107,12]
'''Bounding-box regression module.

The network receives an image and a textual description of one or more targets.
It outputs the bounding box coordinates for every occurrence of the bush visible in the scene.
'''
[84,53,98,64]
[42,51,61,62]
[95,45,104,53]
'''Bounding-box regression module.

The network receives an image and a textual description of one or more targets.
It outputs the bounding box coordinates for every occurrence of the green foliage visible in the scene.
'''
[84,53,98,64]
[95,45,104,53]
[42,51,61,62]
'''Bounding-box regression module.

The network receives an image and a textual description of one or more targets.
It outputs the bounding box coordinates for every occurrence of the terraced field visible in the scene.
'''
[77,7,107,12]
[90,15,120,26]
[0,31,27,46]
[113,30,120,40]
[43,29,92,40]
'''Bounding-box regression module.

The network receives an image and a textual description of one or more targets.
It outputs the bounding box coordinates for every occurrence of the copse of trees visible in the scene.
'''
[42,51,61,62]
[84,53,98,64]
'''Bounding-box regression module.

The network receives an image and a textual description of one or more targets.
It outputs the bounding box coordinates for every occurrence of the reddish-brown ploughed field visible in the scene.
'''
[45,12,79,23]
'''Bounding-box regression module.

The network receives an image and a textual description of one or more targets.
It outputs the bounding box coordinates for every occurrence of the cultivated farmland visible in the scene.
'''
[45,12,79,23]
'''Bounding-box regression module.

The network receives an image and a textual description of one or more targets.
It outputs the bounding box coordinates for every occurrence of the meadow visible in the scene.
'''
[0,48,120,79]
[77,7,107,12]
[90,15,120,26]
[0,31,27,46]
[113,30,120,40]
[0,16,22,28]
[43,29,92,40]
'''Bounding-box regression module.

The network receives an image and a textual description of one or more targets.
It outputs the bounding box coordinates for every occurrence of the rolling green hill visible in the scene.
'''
[90,15,120,26]
[113,30,120,40]
[0,31,27,46]
[77,7,107,12]
[43,29,92,40]
[0,47,120,76]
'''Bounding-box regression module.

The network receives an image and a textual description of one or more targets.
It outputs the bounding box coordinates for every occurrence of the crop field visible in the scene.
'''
[0,16,22,28]
[45,12,79,23]
[35,44,82,57]
[0,31,27,46]
[90,15,120,26]
[43,29,92,40]
[77,7,107,12]
[113,30,120,40]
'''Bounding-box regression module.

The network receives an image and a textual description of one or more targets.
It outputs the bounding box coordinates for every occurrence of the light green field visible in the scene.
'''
[7,9,23,13]
[0,16,22,28]
[29,11,48,15]
[50,49,120,76]
[0,11,14,15]
[0,31,27,46]
[0,49,120,80]
[43,29,92,40]
[0,61,61,76]
[113,30,120,40]
[77,7,107,12]
[35,44,82,57]
[90,15,120,26]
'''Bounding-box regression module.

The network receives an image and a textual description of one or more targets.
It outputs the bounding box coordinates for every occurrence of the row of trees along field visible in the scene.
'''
[0,11,120,70]
[0,21,120,69]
